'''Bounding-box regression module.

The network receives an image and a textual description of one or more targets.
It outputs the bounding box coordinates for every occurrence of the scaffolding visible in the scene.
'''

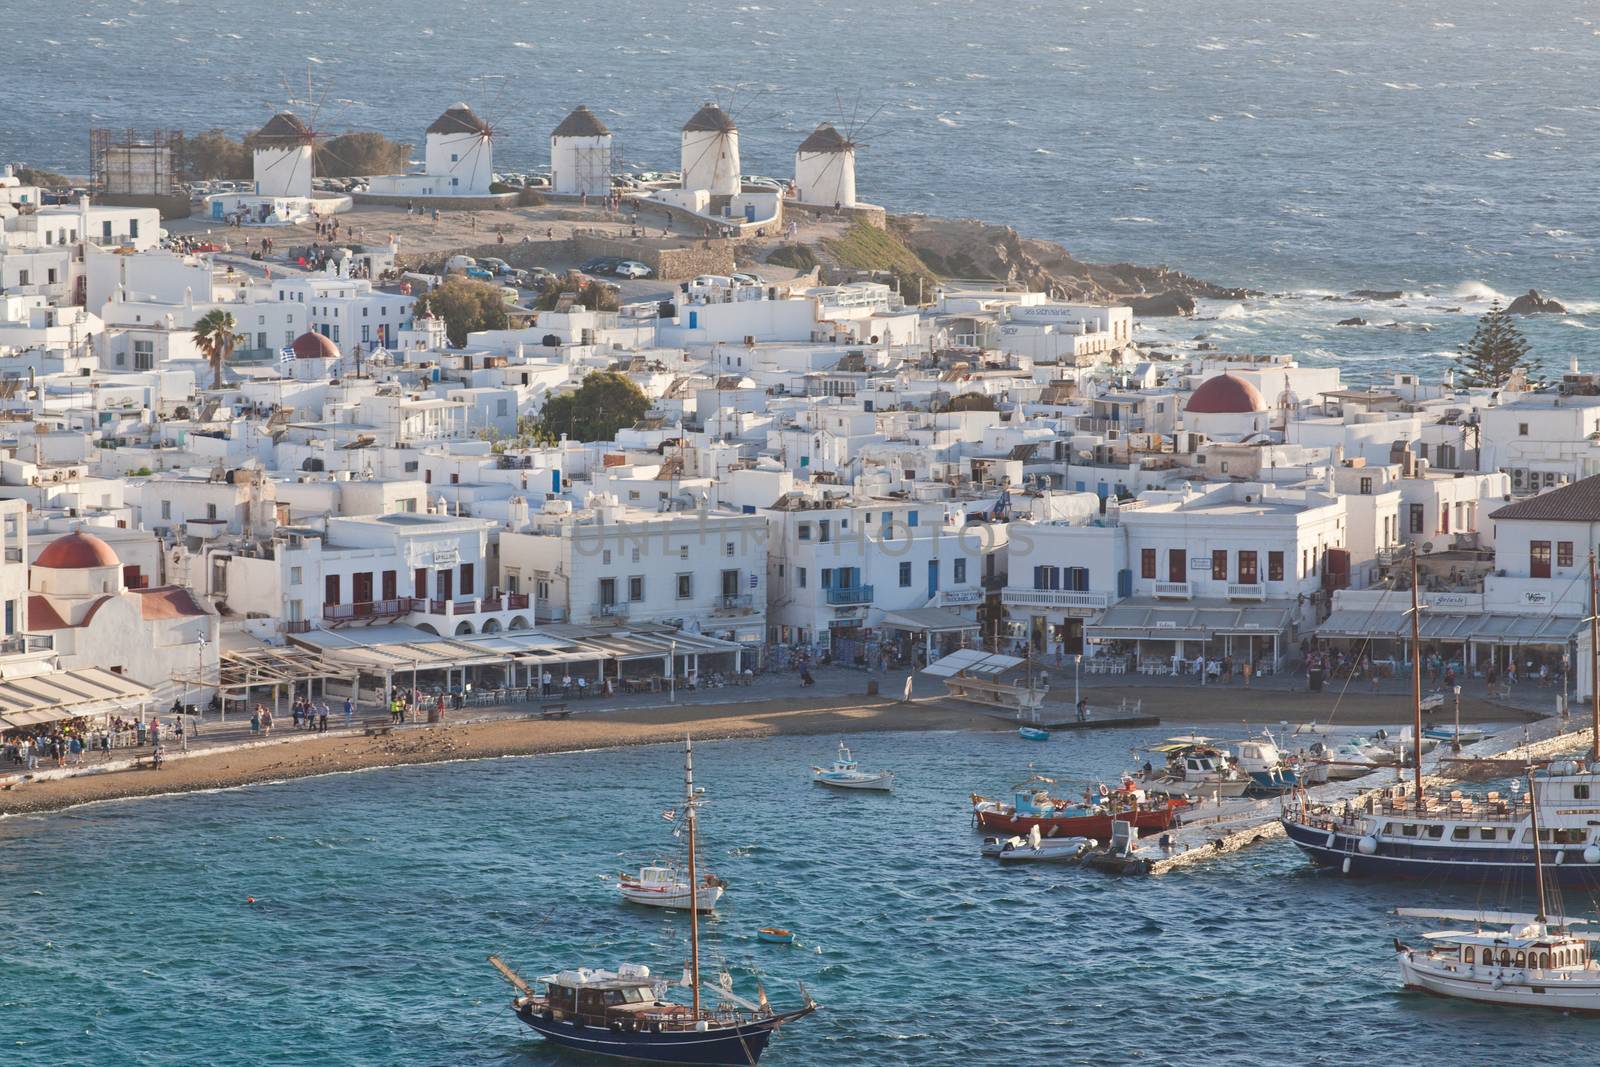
[573,136,620,198]
[90,128,185,197]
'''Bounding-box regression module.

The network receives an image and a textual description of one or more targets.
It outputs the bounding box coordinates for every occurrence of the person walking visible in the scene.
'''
[317,701,329,734]
[343,696,354,728]
[176,717,188,753]
[250,708,261,736]
[261,708,273,737]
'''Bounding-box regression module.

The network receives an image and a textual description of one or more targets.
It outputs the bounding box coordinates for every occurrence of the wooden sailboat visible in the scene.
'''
[489,739,816,1064]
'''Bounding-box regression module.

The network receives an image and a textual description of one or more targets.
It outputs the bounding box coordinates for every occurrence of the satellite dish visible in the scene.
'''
[1421,542,1435,554]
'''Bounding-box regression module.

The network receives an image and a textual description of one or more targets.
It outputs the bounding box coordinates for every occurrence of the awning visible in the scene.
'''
[923,649,1023,677]
[0,666,151,731]
[880,608,982,634]
[1086,598,1292,643]
[1316,610,1583,646]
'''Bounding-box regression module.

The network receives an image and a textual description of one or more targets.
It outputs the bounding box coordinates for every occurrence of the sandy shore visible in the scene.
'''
[0,682,1545,817]
[0,694,997,817]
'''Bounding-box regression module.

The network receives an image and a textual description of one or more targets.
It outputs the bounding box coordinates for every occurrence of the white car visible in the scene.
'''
[614,260,653,279]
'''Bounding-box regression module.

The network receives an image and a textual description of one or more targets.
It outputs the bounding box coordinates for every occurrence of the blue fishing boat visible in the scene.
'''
[1229,734,1302,795]
[490,740,816,1064]
[757,927,795,945]
[1018,726,1050,742]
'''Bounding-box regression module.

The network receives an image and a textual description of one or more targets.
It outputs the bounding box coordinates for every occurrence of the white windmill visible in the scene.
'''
[425,102,496,196]
[794,122,857,208]
[680,102,741,197]
[550,105,614,198]
[249,112,317,199]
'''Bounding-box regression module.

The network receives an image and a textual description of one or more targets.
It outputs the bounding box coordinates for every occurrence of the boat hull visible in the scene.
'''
[1244,768,1301,795]
[812,773,894,791]
[1282,818,1600,888]
[1142,777,1249,800]
[1397,951,1600,1014]
[975,805,1179,841]
[514,1004,807,1065]
[619,884,725,911]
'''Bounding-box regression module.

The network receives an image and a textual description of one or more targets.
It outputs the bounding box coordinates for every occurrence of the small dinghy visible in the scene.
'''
[757,927,795,945]
[1018,726,1050,742]
[811,741,895,791]
[982,825,1091,863]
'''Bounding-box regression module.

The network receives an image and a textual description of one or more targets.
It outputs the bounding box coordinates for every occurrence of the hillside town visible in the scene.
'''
[0,98,1594,759]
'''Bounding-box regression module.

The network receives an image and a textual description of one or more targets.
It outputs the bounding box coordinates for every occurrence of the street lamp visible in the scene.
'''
[1452,683,1463,753]
[669,639,677,705]
[1073,653,1081,709]
[196,635,210,724]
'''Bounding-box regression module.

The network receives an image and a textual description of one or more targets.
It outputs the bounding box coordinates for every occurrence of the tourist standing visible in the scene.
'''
[343,696,354,728]
[317,701,329,734]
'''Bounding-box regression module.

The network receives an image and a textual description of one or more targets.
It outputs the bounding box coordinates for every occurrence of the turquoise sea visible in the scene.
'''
[7,0,1600,383]
[3,729,1595,1065]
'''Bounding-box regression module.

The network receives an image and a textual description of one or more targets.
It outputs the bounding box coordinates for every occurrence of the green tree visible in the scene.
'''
[317,132,412,177]
[414,278,509,346]
[15,166,70,188]
[191,309,242,390]
[537,371,651,443]
[536,273,620,312]
[181,129,252,180]
[1456,301,1538,389]
[941,392,998,412]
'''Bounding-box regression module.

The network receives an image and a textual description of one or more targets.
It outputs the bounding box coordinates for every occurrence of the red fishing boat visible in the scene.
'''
[970,776,1189,841]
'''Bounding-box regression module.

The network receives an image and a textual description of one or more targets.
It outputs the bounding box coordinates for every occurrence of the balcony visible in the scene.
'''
[1001,588,1110,611]
[0,633,52,655]
[594,601,629,620]
[323,598,420,623]
[1225,583,1265,601]
[826,584,874,606]
[507,592,530,610]
[424,598,484,616]
[283,618,315,634]
[1153,581,1191,600]
[715,593,754,615]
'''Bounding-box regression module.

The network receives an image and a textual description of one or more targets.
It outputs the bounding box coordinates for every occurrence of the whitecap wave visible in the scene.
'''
[1449,281,1507,303]
[1560,319,1599,330]
[936,115,960,127]
[1112,216,1157,224]
[1485,150,1514,161]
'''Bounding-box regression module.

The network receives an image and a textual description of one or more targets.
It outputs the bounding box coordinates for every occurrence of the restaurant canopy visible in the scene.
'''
[1085,598,1293,644]
[1316,609,1583,645]
[0,666,150,730]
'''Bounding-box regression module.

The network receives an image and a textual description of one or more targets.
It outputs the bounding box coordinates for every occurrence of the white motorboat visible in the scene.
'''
[1138,737,1250,799]
[618,863,725,911]
[811,742,895,792]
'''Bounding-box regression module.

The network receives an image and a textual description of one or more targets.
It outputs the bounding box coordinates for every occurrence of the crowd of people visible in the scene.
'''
[2,712,195,771]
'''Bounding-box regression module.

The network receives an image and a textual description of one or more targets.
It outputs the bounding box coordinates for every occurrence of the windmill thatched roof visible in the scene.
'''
[683,103,736,133]
[553,105,610,138]
[250,113,312,148]
[427,103,490,135]
[797,122,852,154]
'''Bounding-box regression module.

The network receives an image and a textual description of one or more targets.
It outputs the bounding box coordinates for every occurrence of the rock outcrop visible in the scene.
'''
[1350,289,1404,301]
[1505,289,1567,315]
[887,215,1254,309]
[1336,317,1368,326]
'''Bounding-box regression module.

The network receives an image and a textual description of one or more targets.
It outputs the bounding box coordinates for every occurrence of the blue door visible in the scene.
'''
[927,560,939,600]
[211,200,223,220]
[1117,569,1133,599]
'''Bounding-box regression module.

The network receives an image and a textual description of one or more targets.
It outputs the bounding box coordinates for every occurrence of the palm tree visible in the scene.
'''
[191,309,241,391]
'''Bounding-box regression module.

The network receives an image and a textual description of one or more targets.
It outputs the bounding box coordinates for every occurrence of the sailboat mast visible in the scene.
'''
[1589,553,1598,765]
[685,737,701,1017]
[1528,764,1548,924]
[1409,552,1424,806]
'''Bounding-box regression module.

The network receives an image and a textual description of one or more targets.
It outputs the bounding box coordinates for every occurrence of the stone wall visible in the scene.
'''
[786,200,887,229]
[573,235,736,280]
[351,191,520,211]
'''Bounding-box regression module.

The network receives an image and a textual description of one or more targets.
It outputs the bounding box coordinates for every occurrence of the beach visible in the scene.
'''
[0,673,1544,818]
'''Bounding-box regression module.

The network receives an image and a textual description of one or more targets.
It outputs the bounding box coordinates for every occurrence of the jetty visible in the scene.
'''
[1142,714,1590,875]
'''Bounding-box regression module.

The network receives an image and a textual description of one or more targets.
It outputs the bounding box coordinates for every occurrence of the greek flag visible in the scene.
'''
[278,345,296,364]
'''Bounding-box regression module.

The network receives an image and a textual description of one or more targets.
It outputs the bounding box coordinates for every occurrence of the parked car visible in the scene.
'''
[581,256,621,274]
[462,266,495,282]
[731,272,766,286]
[480,257,515,276]
[614,260,653,279]
[520,266,557,289]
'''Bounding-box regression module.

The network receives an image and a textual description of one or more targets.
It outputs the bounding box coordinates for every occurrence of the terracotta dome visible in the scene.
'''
[1185,373,1266,414]
[36,531,121,569]
[291,331,341,360]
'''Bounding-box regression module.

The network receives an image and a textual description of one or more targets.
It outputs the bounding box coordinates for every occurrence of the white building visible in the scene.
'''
[367,104,496,199]
[793,123,856,208]
[550,106,613,198]
[499,496,766,645]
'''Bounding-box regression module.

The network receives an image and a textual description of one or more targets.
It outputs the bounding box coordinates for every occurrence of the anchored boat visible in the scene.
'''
[490,739,816,1065]
[1137,737,1250,799]
[617,864,725,912]
[811,742,895,791]
[972,775,1188,842]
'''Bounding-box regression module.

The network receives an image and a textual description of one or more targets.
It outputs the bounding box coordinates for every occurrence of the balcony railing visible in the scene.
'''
[826,584,873,606]
[507,592,530,610]
[323,597,420,622]
[283,618,315,634]
[0,633,52,655]
[1001,588,1109,611]
[715,593,754,614]
[1225,583,1265,601]
[595,601,629,620]
[1153,581,1191,600]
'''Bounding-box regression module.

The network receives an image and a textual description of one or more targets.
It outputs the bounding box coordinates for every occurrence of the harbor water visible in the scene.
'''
[8,0,1599,383]
[4,729,1597,1065]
